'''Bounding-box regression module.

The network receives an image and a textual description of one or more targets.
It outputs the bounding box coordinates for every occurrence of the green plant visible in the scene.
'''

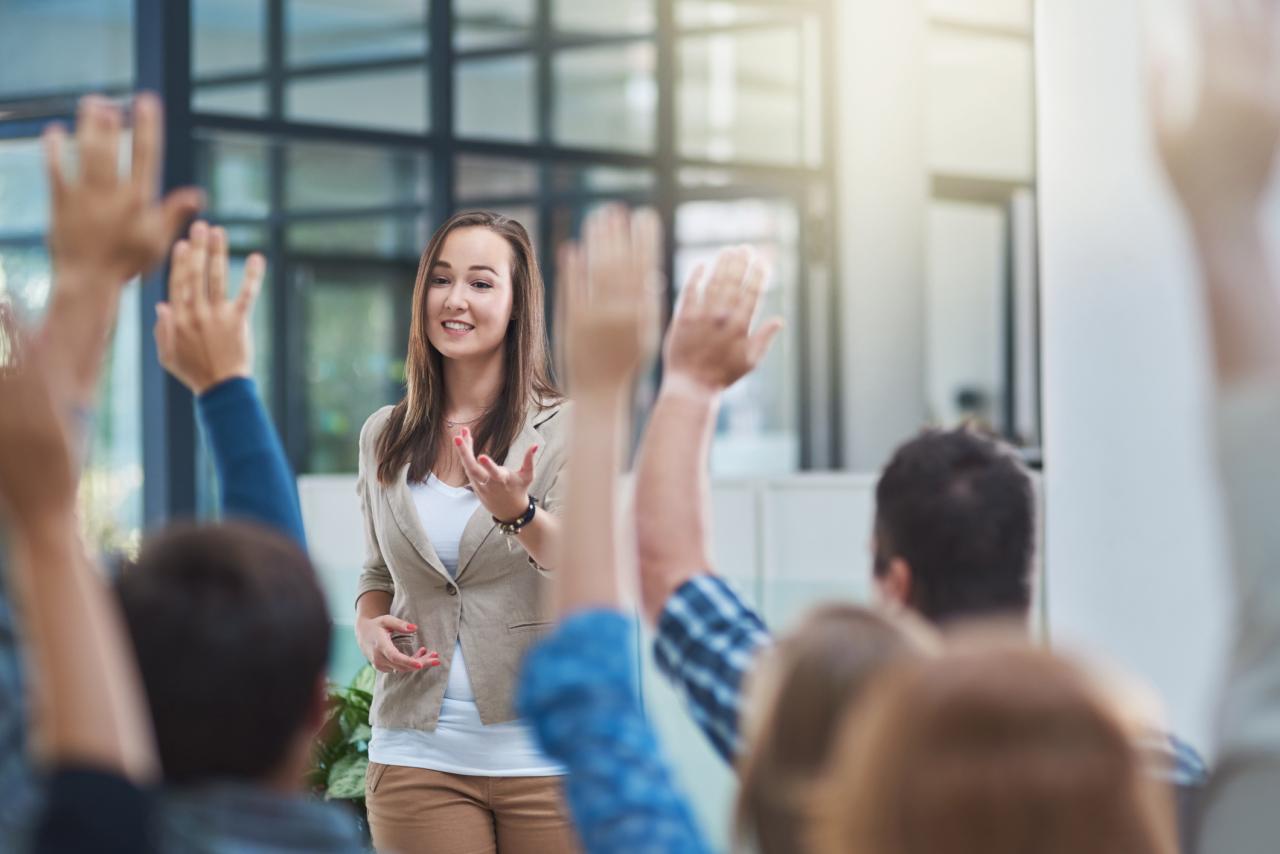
[311,664,376,804]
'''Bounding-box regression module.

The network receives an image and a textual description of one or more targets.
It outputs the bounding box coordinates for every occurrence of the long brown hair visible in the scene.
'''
[376,211,561,484]
[735,605,936,854]
[813,639,1177,854]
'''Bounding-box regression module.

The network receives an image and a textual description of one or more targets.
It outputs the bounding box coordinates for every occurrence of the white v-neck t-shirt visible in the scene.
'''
[367,475,563,776]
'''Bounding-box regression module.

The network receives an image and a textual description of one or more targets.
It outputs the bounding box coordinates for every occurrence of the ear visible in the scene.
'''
[876,557,913,610]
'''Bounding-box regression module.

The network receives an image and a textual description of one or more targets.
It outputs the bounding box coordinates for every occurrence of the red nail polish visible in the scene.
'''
[455,437,463,446]
[407,624,417,631]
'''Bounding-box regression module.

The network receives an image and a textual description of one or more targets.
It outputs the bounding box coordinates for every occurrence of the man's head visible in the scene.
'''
[116,522,331,786]
[872,427,1035,625]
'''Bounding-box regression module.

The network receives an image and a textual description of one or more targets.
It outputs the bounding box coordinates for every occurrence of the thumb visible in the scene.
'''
[747,317,785,366]
[159,187,205,246]
[518,445,538,484]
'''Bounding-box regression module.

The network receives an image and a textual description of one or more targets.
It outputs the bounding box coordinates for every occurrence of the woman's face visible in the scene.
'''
[424,226,516,364]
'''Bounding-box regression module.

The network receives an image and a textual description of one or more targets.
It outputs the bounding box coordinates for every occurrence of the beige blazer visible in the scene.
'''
[354,400,569,730]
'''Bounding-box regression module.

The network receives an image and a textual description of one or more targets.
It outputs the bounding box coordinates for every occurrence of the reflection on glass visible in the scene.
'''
[288,216,428,260]
[679,24,819,165]
[0,0,133,97]
[676,198,799,475]
[0,138,48,235]
[553,43,656,153]
[194,0,266,78]
[927,29,1033,180]
[286,142,429,210]
[553,0,653,35]
[454,0,535,50]
[194,82,270,117]
[287,0,428,66]
[287,67,429,133]
[456,55,537,142]
[456,155,539,202]
[0,245,53,323]
[82,284,144,556]
[551,163,654,194]
[676,1,792,29]
[303,268,405,473]
[196,133,270,219]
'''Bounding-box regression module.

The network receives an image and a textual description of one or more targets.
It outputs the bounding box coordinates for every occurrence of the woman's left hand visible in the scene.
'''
[454,427,538,522]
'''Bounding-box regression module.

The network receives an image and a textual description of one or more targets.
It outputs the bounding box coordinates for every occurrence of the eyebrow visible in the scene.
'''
[432,261,500,275]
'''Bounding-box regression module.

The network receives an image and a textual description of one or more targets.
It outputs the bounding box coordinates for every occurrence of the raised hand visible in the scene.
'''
[154,221,265,395]
[1151,0,1280,224]
[0,310,77,531]
[560,205,663,396]
[45,94,203,287]
[355,614,441,674]
[661,247,783,395]
[453,426,539,522]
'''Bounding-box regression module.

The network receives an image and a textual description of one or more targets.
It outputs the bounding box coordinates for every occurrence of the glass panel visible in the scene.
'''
[676,1,794,29]
[927,30,1034,180]
[675,198,800,475]
[302,267,407,473]
[288,216,428,260]
[553,43,656,153]
[454,0,536,50]
[0,0,133,97]
[287,67,429,133]
[925,200,1007,432]
[456,155,539,202]
[194,0,266,78]
[196,133,271,219]
[929,0,1032,32]
[553,0,654,35]
[0,245,53,323]
[287,0,428,66]
[286,142,429,210]
[194,82,270,117]
[551,163,654,194]
[0,138,48,236]
[456,55,537,142]
[679,22,819,165]
[81,284,144,555]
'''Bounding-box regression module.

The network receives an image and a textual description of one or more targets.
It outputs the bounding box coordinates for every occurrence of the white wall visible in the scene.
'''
[1037,0,1230,754]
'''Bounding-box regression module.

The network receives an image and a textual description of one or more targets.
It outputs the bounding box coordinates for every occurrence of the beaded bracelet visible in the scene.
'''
[494,495,538,536]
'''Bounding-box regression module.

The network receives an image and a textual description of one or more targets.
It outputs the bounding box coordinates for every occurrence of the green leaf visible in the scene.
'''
[352,665,376,695]
[347,723,372,746]
[326,753,369,801]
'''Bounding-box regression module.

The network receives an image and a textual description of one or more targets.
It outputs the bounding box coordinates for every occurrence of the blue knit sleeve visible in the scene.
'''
[517,610,711,854]
[196,377,306,549]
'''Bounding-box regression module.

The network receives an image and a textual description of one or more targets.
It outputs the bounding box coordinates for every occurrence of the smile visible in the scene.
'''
[442,321,474,334]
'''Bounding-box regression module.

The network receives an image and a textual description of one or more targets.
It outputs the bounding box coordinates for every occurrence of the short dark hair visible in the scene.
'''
[873,427,1035,624]
[116,522,331,785]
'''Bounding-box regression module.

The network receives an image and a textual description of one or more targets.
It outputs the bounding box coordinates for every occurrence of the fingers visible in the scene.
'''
[376,636,429,672]
[236,253,266,316]
[207,226,229,303]
[703,247,752,318]
[516,444,538,484]
[42,124,68,206]
[130,92,162,201]
[747,317,786,366]
[168,239,194,311]
[731,256,771,332]
[153,302,173,367]
[187,221,210,314]
[476,454,506,483]
[674,262,706,320]
[453,427,488,485]
[159,187,205,248]
[77,96,122,189]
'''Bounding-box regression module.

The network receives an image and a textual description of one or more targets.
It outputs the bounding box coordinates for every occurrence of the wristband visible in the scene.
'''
[494,495,537,535]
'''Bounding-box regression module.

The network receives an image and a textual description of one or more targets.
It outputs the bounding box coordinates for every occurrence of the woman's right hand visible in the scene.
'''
[355,615,442,673]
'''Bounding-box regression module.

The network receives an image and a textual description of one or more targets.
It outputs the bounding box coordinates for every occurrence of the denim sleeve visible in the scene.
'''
[196,377,306,549]
[517,610,711,854]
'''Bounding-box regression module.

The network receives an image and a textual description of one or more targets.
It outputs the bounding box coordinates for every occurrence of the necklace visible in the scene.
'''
[445,410,488,428]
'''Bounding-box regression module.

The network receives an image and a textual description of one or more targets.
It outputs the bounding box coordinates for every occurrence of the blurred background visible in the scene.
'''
[0,0,1044,842]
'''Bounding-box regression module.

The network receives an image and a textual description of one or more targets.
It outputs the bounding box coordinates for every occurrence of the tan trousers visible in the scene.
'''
[366,761,580,854]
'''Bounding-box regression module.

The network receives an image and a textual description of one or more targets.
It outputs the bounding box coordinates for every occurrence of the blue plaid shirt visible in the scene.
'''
[652,574,1208,789]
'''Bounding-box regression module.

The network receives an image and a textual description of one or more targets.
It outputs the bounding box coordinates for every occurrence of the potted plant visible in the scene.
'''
[311,664,376,829]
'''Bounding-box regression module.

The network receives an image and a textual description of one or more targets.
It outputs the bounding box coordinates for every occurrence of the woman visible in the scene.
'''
[354,211,575,853]
[812,640,1178,854]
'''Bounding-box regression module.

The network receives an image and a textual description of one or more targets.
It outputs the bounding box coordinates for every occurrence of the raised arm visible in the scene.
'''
[153,221,306,547]
[517,206,709,853]
[1151,1,1280,849]
[633,249,783,623]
